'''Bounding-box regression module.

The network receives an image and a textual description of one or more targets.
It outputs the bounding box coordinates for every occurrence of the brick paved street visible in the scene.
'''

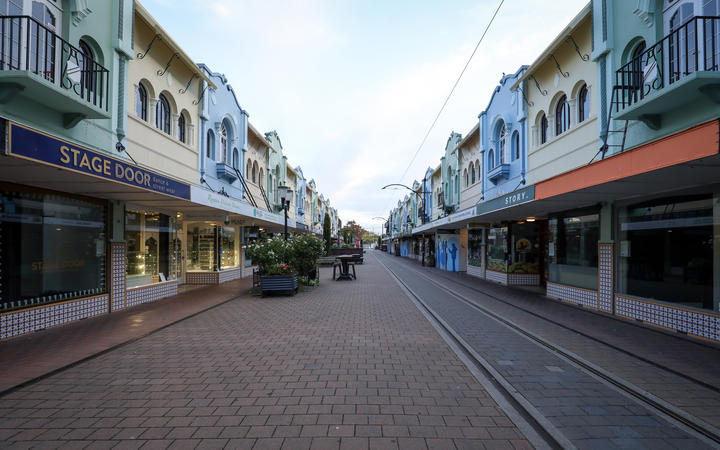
[0,256,530,449]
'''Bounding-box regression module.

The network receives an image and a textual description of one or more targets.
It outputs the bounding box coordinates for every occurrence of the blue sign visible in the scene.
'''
[8,122,191,200]
[476,185,535,216]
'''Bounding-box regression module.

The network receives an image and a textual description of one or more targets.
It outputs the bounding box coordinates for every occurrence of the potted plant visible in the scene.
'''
[246,236,298,296]
[289,234,324,287]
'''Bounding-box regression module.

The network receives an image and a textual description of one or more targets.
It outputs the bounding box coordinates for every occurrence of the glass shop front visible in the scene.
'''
[125,210,179,288]
[185,222,241,272]
[0,184,107,313]
[548,209,600,290]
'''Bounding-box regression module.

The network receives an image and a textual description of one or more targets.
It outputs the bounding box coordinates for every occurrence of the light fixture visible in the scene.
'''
[526,217,536,222]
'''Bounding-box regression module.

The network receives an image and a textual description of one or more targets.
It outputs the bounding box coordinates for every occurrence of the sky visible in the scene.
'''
[141,0,589,233]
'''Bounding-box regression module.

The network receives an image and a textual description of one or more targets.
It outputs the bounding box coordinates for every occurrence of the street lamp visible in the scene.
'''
[278,184,293,241]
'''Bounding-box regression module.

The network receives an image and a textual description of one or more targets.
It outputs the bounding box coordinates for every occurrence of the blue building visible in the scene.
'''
[198,64,249,200]
[479,67,528,202]
[294,166,308,230]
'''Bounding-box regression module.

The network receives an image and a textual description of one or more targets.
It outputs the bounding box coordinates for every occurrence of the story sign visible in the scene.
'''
[7,122,191,200]
[476,185,535,216]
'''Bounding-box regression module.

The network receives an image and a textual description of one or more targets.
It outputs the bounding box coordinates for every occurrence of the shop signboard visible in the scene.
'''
[6,121,191,200]
[190,186,286,226]
[476,185,535,216]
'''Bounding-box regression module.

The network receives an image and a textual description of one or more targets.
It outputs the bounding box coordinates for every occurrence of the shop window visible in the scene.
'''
[509,222,539,275]
[0,188,106,312]
[186,223,240,272]
[487,227,508,272]
[618,195,714,311]
[548,212,599,290]
[468,229,483,267]
[125,210,177,288]
[220,226,239,269]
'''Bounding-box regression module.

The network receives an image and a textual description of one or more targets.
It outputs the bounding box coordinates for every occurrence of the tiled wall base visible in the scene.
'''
[186,269,244,285]
[547,282,599,310]
[615,294,720,343]
[467,265,485,279]
[598,243,614,313]
[218,268,243,283]
[110,243,127,311]
[1,295,109,340]
[122,281,178,310]
[485,270,508,285]
[508,273,540,286]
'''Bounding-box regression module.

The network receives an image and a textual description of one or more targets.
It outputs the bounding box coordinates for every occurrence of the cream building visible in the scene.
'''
[514,4,597,186]
[285,165,298,222]
[457,124,482,211]
[430,165,443,221]
[245,122,271,211]
[127,2,212,184]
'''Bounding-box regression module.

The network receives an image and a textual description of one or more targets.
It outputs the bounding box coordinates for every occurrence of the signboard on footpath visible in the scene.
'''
[6,121,191,200]
[190,185,286,226]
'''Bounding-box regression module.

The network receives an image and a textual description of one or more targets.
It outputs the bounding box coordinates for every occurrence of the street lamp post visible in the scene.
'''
[381,182,429,265]
[278,185,293,241]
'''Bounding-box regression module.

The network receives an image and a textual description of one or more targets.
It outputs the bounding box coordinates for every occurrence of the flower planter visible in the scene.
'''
[260,275,299,297]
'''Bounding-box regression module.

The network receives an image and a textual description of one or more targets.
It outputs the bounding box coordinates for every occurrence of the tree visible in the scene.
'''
[323,212,332,254]
[345,220,365,238]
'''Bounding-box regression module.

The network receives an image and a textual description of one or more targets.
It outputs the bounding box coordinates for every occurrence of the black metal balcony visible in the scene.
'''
[0,16,110,127]
[613,16,720,128]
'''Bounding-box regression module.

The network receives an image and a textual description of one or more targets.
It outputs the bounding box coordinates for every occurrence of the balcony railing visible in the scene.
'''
[614,16,720,113]
[0,15,109,112]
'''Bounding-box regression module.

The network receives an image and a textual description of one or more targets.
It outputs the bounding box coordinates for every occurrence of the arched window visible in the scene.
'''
[219,123,228,163]
[247,159,253,181]
[630,41,647,97]
[488,149,495,169]
[464,169,469,188]
[206,130,214,159]
[540,114,548,144]
[177,113,186,143]
[232,148,239,169]
[470,162,476,184]
[136,83,147,121]
[258,166,263,186]
[512,131,520,160]
[156,94,171,134]
[669,3,696,82]
[252,162,257,183]
[475,159,480,182]
[498,123,507,165]
[555,95,570,136]
[578,85,590,123]
[78,40,95,94]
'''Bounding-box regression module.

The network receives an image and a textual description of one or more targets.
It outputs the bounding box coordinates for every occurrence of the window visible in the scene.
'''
[555,95,570,135]
[548,211,599,290]
[630,41,647,98]
[206,130,214,159]
[540,114,548,144]
[0,187,106,313]
[136,83,148,121]
[219,123,228,163]
[258,167,263,186]
[125,210,178,288]
[512,131,520,160]
[78,40,94,94]
[470,162,476,184]
[668,3,696,82]
[177,113,186,143]
[475,159,480,182]
[578,85,590,123]
[464,169,469,188]
[498,123,507,165]
[488,149,495,169]
[703,0,720,70]
[156,94,171,134]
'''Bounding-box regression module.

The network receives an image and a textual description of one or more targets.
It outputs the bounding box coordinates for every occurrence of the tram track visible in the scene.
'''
[375,252,720,449]
[426,268,720,395]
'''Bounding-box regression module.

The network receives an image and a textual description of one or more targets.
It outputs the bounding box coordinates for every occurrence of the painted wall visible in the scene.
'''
[127,13,202,184]
[458,129,483,210]
[526,14,598,186]
[441,132,462,213]
[435,233,460,272]
[479,67,528,202]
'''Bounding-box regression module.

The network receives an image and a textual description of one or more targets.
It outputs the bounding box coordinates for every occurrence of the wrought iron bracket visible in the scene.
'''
[566,36,589,61]
[137,34,161,59]
[157,53,180,76]
[179,73,198,94]
[550,54,569,77]
[516,86,534,107]
[193,83,210,105]
[531,75,548,96]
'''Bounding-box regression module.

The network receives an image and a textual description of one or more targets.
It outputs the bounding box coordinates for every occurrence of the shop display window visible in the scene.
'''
[187,224,217,271]
[125,210,177,287]
[618,195,715,311]
[0,187,106,312]
[468,229,483,267]
[487,227,508,272]
[509,222,539,274]
[548,212,599,290]
[220,226,240,269]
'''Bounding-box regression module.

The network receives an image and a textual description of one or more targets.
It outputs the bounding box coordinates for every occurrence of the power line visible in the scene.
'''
[383,0,505,216]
